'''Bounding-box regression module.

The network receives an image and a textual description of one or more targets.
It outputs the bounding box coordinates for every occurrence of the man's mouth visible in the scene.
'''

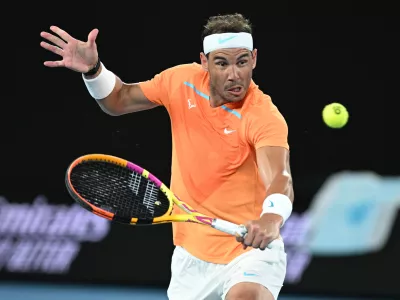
[227,86,242,94]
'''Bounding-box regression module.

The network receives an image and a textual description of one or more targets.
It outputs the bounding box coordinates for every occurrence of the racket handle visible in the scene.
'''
[212,219,278,250]
[212,219,247,237]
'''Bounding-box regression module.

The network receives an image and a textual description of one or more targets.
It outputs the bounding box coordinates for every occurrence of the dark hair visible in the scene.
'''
[201,13,253,40]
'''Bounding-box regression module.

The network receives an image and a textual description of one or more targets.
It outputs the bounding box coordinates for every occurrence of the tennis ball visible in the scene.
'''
[322,103,349,128]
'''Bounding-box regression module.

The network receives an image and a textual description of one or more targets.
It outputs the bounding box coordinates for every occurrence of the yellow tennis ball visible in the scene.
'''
[322,103,349,128]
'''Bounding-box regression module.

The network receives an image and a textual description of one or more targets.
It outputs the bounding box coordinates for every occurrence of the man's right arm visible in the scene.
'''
[83,62,159,116]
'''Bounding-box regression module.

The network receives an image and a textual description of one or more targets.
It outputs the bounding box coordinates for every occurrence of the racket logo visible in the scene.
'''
[196,216,213,225]
[188,216,213,225]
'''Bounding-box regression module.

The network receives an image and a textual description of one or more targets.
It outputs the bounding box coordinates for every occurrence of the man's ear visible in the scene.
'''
[200,52,208,71]
[252,49,258,69]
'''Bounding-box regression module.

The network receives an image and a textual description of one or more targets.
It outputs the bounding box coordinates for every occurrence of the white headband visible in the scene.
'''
[203,32,253,55]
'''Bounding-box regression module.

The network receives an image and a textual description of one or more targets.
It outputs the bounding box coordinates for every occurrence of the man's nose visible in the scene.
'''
[227,65,240,81]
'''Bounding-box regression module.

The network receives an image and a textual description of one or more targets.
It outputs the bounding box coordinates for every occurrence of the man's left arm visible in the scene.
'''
[238,146,294,250]
[256,145,294,226]
[256,146,294,220]
[237,102,294,250]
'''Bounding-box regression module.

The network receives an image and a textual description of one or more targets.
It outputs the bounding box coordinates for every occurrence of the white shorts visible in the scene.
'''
[167,239,287,300]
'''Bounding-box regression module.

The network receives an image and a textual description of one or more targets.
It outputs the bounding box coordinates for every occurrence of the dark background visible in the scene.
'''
[4,1,400,299]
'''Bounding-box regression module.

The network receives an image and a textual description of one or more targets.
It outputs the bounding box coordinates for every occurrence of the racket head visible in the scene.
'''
[65,154,174,225]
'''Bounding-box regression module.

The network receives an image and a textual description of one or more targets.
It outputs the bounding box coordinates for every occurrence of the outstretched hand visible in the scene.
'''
[40,26,99,73]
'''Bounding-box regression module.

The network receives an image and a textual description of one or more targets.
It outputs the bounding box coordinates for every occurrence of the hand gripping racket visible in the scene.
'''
[65,154,248,238]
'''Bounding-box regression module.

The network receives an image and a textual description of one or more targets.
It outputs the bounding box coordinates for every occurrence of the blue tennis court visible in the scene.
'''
[0,282,393,300]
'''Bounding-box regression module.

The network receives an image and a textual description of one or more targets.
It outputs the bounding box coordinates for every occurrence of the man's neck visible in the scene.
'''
[209,94,227,108]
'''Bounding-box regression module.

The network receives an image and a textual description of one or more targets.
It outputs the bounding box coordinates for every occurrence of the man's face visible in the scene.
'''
[201,48,257,104]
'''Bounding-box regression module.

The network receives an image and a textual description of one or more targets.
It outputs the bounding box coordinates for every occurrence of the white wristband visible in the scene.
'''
[260,193,293,227]
[82,62,116,100]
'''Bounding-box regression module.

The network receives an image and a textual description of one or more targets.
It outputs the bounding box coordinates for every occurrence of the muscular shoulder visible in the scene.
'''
[243,85,283,121]
[139,62,204,107]
[241,84,289,149]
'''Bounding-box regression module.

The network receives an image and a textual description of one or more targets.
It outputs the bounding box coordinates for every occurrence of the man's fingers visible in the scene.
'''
[236,221,279,250]
[43,60,65,68]
[259,236,274,250]
[235,234,244,243]
[40,31,66,48]
[260,232,279,250]
[50,25,73,43]
[251,234,264,249]
[87,28,99,46]
[251,228,274,249]
[40,41,64,57]
[243,226,256,247]
[40,39,65,67]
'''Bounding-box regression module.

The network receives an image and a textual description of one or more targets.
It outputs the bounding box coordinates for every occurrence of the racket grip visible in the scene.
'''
[212,219,247,237]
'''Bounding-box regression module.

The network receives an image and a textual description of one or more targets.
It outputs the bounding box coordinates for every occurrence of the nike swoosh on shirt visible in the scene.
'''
[224,128,236,134]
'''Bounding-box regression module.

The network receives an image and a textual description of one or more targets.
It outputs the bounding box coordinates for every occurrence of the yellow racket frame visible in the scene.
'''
[66,153,216,227]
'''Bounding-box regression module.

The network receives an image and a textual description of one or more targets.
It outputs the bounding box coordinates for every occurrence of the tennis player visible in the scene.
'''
[41,13,294,300]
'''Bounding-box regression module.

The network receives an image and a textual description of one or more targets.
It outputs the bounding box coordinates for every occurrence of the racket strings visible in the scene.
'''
[70,161,170,220]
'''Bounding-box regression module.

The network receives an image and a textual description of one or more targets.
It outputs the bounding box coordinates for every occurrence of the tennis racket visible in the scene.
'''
[65,153,247,238]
